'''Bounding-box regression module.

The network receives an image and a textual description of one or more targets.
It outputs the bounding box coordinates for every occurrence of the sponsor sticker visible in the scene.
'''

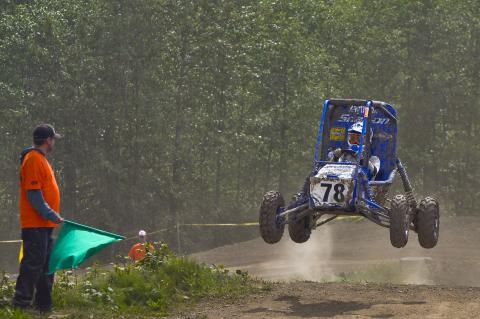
[330,127,346,141]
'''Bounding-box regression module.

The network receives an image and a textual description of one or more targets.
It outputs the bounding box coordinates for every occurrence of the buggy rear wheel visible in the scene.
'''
[288,216,311,243]
[259,191,285,244]
[389,195,409,248]
[416,197,439,249]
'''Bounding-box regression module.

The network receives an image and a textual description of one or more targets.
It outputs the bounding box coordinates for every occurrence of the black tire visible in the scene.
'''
[389,195,410,248]
[288,216,311,243]
[259,191,285,244]
[416,197,439,249]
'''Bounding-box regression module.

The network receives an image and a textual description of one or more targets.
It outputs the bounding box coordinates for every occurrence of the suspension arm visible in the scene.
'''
[396,159,418,209]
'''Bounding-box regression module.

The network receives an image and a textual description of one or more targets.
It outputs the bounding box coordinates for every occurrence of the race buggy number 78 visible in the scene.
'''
[310,164,356,208]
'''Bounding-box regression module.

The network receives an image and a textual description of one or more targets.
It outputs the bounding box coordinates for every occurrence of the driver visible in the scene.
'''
[328,121,380,177]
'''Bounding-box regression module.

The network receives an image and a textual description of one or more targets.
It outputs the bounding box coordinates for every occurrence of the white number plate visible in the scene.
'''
[311,181,349,205]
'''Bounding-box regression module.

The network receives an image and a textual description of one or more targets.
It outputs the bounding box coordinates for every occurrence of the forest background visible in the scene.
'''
[0,0,478,266]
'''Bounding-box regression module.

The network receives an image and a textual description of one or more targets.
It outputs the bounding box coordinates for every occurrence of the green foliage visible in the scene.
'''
[0,271,15,307]
[0,245,255,318]
[0,309,32,319]
[1,272,32,318]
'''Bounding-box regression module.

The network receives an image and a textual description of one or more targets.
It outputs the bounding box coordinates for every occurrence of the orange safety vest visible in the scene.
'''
[128,243,155,262]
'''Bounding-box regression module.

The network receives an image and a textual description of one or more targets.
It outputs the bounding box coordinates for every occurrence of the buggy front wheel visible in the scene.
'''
[389,195,410,248]
[416,197,439,249]
[259,191,285,244]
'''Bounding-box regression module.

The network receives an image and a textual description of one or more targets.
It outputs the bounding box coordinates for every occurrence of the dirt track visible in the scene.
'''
[175,282,480,318]
[182,216,480,318]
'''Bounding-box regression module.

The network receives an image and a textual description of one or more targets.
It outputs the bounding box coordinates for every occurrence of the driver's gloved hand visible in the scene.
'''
[333,148,342,158]
[328,148,342,161]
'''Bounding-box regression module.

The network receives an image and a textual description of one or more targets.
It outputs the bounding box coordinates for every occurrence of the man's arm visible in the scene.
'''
[27,190,63,224]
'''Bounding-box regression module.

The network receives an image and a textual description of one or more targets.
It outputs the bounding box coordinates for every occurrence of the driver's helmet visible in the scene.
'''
[347,121,372,153]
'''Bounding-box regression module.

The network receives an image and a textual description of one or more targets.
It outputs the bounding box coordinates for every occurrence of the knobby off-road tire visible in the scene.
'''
[288,216,311,243]
[259,191,285,244]
[390,195,410,248]
[416,197,440,249]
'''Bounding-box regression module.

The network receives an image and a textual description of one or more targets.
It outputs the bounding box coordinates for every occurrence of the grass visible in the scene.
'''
[0,244,257,319]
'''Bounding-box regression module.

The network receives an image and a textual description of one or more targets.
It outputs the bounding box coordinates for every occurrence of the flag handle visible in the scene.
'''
[63,220,126,240]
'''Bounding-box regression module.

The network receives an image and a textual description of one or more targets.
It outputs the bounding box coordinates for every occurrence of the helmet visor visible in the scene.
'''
[348,132,361,145]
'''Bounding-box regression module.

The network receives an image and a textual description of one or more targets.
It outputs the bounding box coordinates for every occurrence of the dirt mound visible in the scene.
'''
[192,216,480,287]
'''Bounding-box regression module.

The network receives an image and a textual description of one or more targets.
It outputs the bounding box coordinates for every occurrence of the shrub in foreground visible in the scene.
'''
[0,244,254,318]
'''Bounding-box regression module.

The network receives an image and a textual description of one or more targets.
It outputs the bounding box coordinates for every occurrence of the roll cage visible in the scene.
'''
[312,99,398,183]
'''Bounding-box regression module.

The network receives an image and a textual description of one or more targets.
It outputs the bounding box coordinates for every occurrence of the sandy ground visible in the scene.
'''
[177,216,480,318]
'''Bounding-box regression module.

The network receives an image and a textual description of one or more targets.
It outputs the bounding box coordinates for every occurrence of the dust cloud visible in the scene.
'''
[399,257,434,285]
[277,226,337,282]
[192,216,480,287]
[264,226,438,285]
[251,225,341,282]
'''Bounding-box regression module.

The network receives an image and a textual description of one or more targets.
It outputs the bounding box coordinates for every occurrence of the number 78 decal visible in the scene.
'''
[317,182,346,203]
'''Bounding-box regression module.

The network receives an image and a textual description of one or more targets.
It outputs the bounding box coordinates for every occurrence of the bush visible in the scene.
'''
[0,244,254,318]
[1,271,15,307]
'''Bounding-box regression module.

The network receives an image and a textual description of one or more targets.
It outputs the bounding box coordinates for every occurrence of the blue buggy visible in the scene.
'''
[259,99,440,249]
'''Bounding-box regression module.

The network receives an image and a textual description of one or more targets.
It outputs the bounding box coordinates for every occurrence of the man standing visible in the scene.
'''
[128,230,155,262]
[13,124,64,313]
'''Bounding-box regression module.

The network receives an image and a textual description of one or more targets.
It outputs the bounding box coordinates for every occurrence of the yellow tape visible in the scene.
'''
[0,239,22,243]
[124,228,169,241]
[1,217,364,245]
[181,222,259,227]
[182,218,363,227]
[183,217,363,226]
[336,216,364,221]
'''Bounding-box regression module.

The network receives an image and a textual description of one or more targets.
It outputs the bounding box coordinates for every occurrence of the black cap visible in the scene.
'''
[33,124,62,140]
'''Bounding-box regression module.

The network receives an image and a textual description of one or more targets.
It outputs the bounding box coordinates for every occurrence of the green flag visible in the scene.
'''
[48,220,125,274]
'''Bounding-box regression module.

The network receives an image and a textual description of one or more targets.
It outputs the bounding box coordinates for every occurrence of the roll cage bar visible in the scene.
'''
[313,98,398,170]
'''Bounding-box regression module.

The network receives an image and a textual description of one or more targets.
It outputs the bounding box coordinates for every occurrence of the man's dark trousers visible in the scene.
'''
[13,228,54,311]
